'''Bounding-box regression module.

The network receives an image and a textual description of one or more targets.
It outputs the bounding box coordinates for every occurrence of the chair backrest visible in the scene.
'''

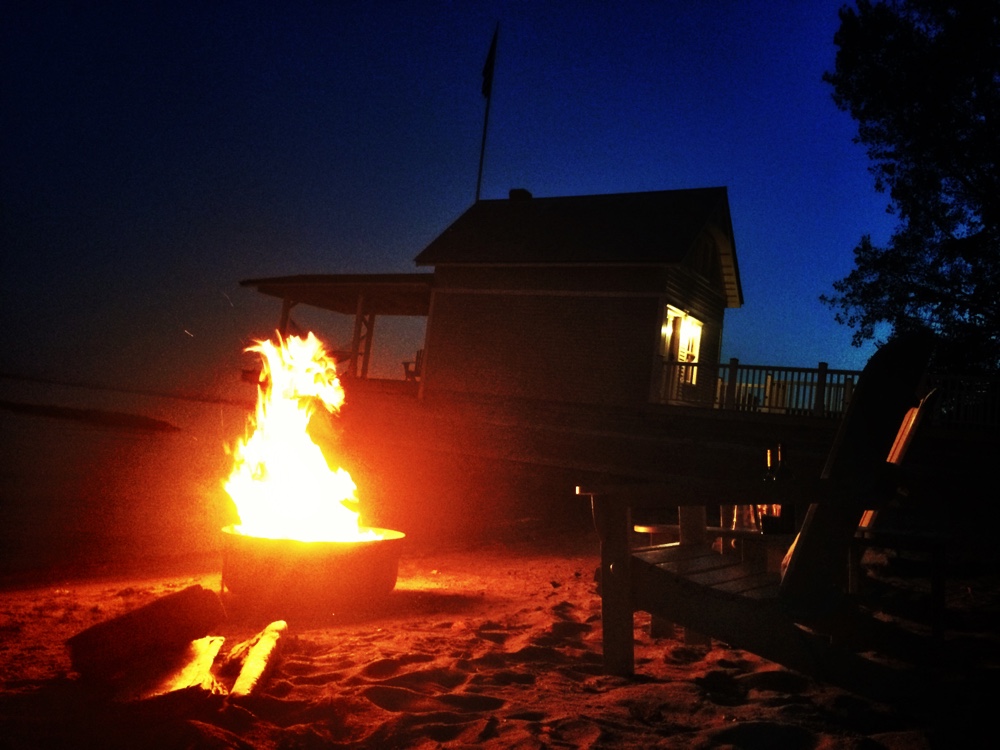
[778,331,935,606]
[886,388,935,466]
[856,387,937,536]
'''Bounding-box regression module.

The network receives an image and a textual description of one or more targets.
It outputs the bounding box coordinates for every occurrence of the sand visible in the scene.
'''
[3,526,996,750]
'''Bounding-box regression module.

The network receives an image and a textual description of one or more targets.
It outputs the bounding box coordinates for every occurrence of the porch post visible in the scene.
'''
[592,493,634,677]
[278,298,297,336]
[359,313,375,379]
[349,293,366,379]
[813,362,829,417]
[725,358,739,410]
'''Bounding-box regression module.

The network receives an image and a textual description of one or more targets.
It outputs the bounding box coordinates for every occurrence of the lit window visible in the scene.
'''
[662,306,703,384]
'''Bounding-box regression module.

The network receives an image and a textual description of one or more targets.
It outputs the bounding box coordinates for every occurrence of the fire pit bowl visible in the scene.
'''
[221,525,405,609]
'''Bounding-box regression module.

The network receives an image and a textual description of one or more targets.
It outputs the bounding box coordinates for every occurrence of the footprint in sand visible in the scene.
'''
[362,685,505,713]
[548,620,591,640]
[375,666,469,692]
[737,668,810,696]
[358,653,435,680]
[705,720,816,750]
[546,716,602,746]
[475,626,512,645]
[507,644,573,665]
[694,669,748,706]
[468,669,535,687]
[550,600,580,621]
[664,644,709,665]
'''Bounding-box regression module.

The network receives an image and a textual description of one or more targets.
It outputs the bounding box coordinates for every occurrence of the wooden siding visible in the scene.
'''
[663,265,727,330]
[432,265,674,293]
[425,263,731,409]
[423,248,731,409]
[423,290,661,406]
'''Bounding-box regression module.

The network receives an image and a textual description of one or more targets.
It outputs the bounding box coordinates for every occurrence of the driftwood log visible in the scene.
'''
[113,635,226,705]
[66,584,225,680]
[229,620,288,699]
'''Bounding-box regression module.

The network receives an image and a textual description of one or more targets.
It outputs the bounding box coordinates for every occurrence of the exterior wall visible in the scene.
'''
[422,263,730,408]
[423,288,661,407]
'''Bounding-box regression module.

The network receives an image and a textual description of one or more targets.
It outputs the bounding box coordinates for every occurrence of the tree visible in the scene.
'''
[821,0,1000,371]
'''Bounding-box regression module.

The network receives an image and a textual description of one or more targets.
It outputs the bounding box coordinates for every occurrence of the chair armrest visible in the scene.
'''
[854,526,949,551]
[576,476,750,511]
[579,483,720,547]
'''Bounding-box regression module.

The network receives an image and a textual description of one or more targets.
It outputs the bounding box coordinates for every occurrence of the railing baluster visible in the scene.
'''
[658,360,874,419]
[660,360,996,426]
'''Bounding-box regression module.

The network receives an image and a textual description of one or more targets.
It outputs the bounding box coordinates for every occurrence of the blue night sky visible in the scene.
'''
[2,1,893,397]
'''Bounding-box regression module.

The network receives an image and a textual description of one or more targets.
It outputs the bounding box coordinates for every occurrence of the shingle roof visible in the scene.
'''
[414,187,734,267]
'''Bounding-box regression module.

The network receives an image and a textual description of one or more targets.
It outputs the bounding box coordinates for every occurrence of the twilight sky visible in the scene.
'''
[1,1,894,396]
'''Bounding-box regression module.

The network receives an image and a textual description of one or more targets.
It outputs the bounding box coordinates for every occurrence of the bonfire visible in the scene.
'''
[224,332,380,543]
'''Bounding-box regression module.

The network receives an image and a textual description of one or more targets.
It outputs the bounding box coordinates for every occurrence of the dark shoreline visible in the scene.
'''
[0,400,179,433]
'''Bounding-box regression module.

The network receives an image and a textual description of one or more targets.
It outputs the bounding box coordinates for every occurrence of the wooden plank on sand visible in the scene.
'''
[66,584,226,680]
[230,620,288,698]
[113,635,226,703]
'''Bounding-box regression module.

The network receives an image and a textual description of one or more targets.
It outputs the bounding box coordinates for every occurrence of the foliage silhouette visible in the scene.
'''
[822,0,999,371]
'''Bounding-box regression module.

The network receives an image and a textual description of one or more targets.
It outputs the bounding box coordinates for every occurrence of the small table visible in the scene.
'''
[632,523,793,573]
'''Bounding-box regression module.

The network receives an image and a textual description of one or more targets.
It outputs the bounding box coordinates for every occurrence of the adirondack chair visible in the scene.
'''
[578,332,940,703]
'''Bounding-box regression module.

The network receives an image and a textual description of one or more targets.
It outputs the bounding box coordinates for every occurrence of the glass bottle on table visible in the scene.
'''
[761,444,793,533]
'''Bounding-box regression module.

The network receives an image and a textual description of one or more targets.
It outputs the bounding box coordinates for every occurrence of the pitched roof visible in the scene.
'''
[414,186,732,264]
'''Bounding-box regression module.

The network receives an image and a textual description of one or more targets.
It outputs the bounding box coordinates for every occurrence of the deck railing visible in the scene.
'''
[931,372,1000,427]
[661,359,858,418]
[661,359,999,426]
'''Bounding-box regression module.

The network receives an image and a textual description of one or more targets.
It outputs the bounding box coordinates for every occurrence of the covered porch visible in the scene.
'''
[240,273,433,381]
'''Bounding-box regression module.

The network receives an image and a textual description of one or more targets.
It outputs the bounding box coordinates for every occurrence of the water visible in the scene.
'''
[0,379,250,577]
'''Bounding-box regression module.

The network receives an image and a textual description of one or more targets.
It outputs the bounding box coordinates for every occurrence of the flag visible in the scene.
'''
[481,25,498,98]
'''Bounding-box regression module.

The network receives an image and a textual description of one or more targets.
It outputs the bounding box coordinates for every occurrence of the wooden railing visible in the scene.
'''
[661,359,858,418]
[931,372,1000,428]
[660,359,999,426]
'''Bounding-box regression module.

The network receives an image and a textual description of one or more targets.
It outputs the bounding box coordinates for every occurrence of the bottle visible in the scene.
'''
[759,443,790,534]
[763,444,794,533]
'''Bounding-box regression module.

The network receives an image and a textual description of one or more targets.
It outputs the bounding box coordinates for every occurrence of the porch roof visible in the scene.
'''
[239,273,434,317]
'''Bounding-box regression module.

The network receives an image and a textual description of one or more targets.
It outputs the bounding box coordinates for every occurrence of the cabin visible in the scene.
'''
[242,186,742,410]
[237,189,996,541]
[414,187,741,407]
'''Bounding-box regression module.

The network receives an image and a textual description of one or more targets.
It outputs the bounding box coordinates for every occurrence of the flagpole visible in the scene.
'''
[476,24,498,203]
[476,95,491,203]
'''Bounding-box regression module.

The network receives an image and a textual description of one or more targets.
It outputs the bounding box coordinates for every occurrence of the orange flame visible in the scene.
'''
[224,332,379,542]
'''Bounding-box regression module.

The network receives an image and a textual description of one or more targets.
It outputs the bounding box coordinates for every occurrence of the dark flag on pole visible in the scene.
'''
[482,25,498,98]
[477,24,498,202]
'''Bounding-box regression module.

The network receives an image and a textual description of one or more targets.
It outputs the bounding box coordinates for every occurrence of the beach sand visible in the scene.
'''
[2,524,996,750]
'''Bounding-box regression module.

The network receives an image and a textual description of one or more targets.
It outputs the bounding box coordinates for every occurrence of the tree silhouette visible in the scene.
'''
[822,0,999,371]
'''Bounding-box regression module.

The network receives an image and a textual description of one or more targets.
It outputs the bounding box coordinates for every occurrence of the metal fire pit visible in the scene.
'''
[221,525,405,609]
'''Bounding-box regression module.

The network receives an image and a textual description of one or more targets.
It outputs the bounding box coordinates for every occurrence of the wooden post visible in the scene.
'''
[930,544,946,641]
[678,505,711,645]
[417,289,437,401]
[349,293,366,378]
[278,298,297,336]
[725,358,739,410]
[360,313,375,379]
[594,493,635,677]
[678,505,707,545]
[813,361,829,417]
[843,374,855,413]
